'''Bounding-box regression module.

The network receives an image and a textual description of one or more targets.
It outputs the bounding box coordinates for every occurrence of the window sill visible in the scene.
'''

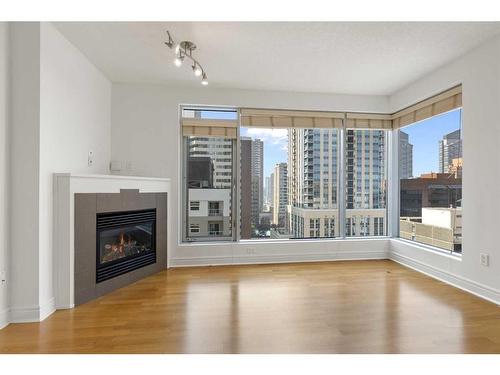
[179,236,391,246]
[391,238,462,261]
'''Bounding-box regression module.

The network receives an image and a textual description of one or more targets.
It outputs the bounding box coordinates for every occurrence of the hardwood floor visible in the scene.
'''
[1,259,500,353]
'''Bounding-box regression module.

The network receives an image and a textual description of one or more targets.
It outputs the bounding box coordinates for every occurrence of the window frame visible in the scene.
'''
[394,107,463,256]
[180,106,239,243]
[179,106,394,244]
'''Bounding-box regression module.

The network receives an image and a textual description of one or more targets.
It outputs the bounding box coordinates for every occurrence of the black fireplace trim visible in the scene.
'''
[96,208,157,283]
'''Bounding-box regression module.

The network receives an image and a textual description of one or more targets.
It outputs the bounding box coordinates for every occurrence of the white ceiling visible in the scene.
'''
[54,22,500,96]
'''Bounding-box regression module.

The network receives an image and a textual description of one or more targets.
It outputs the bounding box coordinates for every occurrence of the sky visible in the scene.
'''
[200,108,462,179]
[401,108,462,176]
[241,127,289,177]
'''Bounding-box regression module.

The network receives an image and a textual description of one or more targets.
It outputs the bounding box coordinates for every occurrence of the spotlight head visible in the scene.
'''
[193,64,203,77]
[201,73,208,85]
[174,55,184,67]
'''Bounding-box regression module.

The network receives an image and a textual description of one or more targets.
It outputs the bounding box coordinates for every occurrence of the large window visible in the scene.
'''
[398,108,462,254]
[182,108,237,242]
[181,98,460,250]
[240,127,340,239]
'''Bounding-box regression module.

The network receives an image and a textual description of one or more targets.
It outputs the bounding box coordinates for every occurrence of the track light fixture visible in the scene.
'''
[164,31,208,86]
[201,73,208,86]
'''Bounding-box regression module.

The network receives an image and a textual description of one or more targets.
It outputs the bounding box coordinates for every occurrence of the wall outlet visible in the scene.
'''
[126,161,133,171]
[480,253,490,267]
[0,270,6,285]
[110,160,122,172]
[87,150,94,167]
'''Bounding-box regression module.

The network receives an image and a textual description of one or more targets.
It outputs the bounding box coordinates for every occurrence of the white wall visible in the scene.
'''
[0,22,10,328]
[111,83,390,265]
[389,34,500,303]
[9,22,42,321]
[6,22,112,324]
[38,23,111,313]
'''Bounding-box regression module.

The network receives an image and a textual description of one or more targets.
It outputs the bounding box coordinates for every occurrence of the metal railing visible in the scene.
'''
[208,209,222,216]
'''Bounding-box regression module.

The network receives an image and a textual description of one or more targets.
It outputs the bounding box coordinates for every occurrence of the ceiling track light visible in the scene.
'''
[164,30,208,86]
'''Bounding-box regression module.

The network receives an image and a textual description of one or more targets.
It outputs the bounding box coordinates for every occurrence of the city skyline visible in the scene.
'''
[241,108,462,181]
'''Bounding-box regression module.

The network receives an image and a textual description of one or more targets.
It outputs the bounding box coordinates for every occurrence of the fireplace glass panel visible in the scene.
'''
[98,222,154,265]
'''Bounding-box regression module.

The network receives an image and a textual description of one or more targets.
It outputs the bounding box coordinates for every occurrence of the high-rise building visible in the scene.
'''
[288,128,386,238]
[272,163,288,228]
[240,137,253,239]
[251,139,264,225]
[344,129,387,236]
[439,129,462,173]
[187,136,234,240]
[288,128,340,237]
[449,157,463,178]
[186,149,232,239]
[399,130,413,179]
[188,137,233,189]
[264,176,271,206]
[269,172,274,207]
[240,137,264,237]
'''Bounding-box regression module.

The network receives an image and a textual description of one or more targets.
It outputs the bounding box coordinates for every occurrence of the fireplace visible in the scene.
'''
[96,209,156,283]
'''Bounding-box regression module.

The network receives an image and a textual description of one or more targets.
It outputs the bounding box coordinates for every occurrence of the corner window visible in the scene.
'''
[398,108,462,254]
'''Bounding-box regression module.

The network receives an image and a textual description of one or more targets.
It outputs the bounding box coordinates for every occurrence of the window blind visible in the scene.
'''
[181,118,238,139]
[345,113,393,130]
[240,109,344,129]
[392,85,462,129]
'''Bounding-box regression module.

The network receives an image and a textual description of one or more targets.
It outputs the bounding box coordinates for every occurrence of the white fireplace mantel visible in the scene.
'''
[53,173,171,309]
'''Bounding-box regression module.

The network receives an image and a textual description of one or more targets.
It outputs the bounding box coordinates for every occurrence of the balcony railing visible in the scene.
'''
[208,209,222,216]
[399,218,457,251]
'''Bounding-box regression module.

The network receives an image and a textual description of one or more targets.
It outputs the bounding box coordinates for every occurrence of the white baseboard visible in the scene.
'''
[10,296,56,323]
[170,250,389,267]
[55,303,74,310]
[0,308,9,329]
[40,297,56,321]
[391,251,500,306]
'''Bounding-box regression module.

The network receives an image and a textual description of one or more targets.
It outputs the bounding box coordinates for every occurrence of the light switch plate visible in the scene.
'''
[88,150,94,167]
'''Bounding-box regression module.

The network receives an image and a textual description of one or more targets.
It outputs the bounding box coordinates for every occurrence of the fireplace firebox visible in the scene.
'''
[96,209,156,283]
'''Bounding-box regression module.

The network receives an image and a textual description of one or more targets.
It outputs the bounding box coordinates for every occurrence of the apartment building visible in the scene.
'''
[188,188,232,238]
[272,162,288,228]
[251,139,264,226]
[399,130,413,179]
[439,129,462,173]
[188,137,233,189]
[288,128,386,238]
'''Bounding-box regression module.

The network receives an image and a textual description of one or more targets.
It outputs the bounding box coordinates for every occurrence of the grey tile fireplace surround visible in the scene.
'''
[74,189,167,305]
